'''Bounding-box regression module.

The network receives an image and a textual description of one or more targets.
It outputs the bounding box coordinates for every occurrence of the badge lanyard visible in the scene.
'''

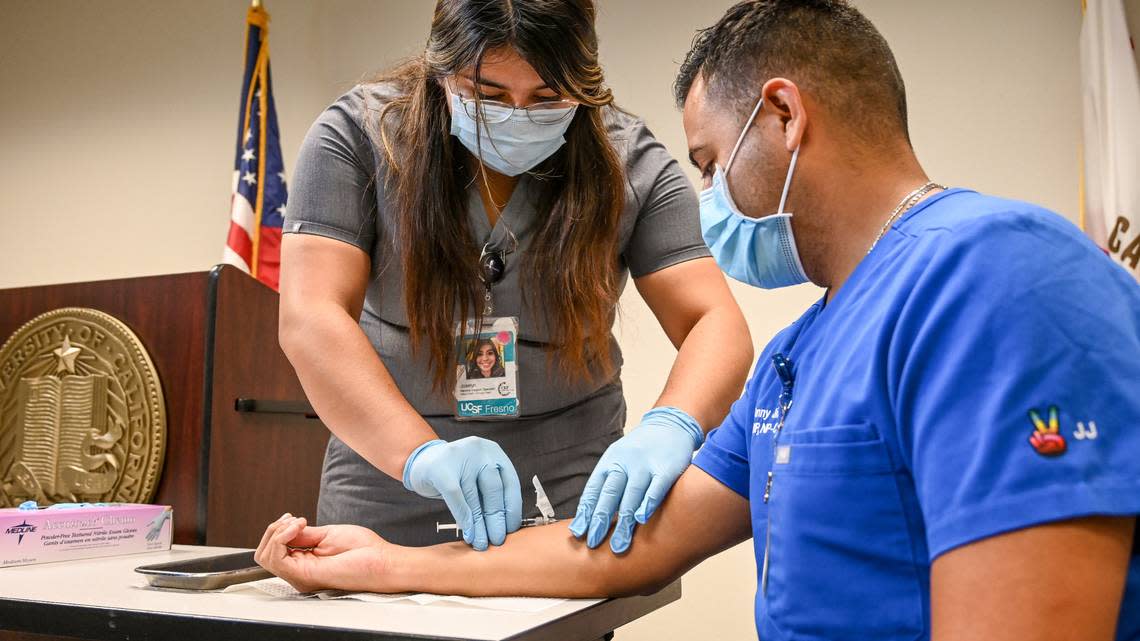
[453,239,521,420]
[761,352,795,597]
[479,243,506,315]
[453,171,525,420]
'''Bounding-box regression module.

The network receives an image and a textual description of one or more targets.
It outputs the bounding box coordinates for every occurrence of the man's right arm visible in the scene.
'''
[257,464,753,598]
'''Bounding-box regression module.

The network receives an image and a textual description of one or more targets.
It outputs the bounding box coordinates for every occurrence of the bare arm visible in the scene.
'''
[634,257,752,431]
[256,465,753,598]
[278,233,437,478]
[932,516,1135,641]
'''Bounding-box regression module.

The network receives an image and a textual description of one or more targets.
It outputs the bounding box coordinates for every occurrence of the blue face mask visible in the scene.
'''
[449,93,577,177]
[698,98,810,289]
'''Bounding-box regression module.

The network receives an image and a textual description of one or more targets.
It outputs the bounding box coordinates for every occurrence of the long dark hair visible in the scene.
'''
[370,0,625,391]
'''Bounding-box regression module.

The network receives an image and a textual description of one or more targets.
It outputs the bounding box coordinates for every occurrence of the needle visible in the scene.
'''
[436,475,558,536]
[436,515,558,536]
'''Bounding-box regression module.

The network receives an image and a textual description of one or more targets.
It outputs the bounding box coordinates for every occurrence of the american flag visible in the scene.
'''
[224,2,286,290]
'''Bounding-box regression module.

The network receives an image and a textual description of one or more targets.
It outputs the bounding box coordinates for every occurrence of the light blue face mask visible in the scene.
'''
[449,93,577,177]
[698,98,810,289]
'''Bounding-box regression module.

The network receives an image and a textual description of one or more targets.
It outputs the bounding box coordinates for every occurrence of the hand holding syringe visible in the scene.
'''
[437,475,558,537]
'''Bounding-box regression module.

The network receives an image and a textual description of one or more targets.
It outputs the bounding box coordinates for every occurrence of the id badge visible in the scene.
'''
[453,316,520,420]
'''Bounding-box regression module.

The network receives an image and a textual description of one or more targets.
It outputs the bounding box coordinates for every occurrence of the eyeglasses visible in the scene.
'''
[446,78,578,125]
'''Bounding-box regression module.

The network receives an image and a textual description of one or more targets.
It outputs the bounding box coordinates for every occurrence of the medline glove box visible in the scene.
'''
[0,504,172,568]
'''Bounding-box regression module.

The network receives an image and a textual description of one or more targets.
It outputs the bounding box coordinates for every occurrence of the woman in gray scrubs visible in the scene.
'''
[278,0,752,553]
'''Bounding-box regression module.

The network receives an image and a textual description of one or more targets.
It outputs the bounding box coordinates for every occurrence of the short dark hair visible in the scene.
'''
[674,0,909,143]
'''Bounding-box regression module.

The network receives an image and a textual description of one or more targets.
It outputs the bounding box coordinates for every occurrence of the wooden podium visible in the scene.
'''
[0,265,330,547]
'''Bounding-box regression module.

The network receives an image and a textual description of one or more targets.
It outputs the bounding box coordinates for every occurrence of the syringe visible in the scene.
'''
[435,474,558,537]
[436,514,558,536]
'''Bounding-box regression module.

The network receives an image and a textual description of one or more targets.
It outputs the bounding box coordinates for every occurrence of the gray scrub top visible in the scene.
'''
[283,83,710,545]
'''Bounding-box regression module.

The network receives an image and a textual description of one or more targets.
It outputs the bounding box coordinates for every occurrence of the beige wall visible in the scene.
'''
[0,0,1108,638]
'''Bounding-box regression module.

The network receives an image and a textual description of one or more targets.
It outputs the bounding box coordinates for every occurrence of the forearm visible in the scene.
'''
[654,305,752,431]
[387,523,626,598]
[378,467,752,598]
[280,302,437,478]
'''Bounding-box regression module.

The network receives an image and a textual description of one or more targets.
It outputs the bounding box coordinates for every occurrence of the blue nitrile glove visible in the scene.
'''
[402,437,523,551]
[569,406,704,553]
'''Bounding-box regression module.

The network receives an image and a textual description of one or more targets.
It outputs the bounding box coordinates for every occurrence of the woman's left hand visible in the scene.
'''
[569,407,704,554]
[254,514,390,594]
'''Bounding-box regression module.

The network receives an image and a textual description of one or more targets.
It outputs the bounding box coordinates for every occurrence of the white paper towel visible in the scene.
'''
[221,577,593,613]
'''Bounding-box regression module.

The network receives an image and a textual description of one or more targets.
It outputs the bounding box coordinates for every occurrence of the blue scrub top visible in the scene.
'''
[694,188,1140,641]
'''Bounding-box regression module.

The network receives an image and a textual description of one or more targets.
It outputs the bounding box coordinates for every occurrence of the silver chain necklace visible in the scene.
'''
[867,181,946,255]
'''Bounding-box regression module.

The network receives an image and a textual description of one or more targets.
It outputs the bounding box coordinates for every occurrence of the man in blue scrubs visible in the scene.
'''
[674,1,1140,638]
[256,1,1140,639]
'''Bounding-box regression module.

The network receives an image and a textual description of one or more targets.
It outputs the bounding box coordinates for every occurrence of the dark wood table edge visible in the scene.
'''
[0,581,681,641]
[0,596,467,641]
[503,581,681,641]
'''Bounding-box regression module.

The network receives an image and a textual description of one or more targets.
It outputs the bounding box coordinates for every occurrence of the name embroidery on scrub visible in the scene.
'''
[753,405,783,437]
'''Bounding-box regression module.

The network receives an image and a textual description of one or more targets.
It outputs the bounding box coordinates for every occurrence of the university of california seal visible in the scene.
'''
[0,308,166,507]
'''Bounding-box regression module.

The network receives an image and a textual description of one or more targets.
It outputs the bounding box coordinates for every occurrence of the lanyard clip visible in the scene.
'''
[771,352,794,394]
[771,352,795,420]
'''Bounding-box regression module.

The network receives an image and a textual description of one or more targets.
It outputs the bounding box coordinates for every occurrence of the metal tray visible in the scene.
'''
[135,551,273,590]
